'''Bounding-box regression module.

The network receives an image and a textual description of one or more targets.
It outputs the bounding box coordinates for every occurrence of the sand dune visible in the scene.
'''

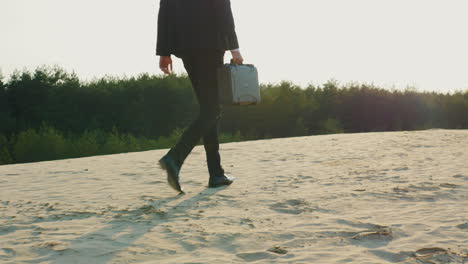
[0,129,467,264]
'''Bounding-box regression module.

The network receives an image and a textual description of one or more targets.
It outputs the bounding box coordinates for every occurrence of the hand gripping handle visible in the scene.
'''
[230,59,243,65]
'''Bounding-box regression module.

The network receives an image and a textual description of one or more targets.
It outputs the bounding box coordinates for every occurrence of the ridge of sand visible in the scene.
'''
[0,129,467,264]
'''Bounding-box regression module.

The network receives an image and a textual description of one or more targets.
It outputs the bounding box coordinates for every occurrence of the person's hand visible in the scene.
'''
[159,56,173,75]
[230,50,244,65]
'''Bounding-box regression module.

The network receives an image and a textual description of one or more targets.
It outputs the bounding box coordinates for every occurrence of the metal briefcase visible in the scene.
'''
[217,62,260,106]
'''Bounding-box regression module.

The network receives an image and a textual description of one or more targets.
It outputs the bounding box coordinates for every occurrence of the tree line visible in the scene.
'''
[0,66,467,164]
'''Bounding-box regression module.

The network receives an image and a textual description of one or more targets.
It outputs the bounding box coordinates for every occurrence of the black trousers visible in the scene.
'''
[167,49,225,177]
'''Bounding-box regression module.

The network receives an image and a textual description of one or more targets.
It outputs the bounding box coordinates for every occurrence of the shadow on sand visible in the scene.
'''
[36,186,229,263]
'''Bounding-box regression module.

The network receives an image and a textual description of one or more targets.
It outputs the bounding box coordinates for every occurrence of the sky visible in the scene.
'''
[1,0,467,93]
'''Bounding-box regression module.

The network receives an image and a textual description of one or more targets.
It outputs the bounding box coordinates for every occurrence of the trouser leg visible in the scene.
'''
[168,104,221,167]
[203,121,225,176]
[167,50,225,176]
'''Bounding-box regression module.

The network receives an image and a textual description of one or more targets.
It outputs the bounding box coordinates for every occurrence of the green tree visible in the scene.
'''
[0,135,13,165]
[2,65,468,165]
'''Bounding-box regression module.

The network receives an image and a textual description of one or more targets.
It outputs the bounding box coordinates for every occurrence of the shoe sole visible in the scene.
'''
[159,159,184,193]
[208,178,234,188]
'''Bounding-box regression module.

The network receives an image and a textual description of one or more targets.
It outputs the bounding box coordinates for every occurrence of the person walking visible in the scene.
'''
[156,0,244,193]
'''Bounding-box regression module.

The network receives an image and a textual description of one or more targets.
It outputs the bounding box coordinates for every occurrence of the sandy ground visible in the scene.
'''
[0,129,467,264]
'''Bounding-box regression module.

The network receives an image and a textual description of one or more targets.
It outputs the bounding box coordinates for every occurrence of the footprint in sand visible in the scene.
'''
[337,219,388,230]
[0,248,16,257]
[415,247,448,256]
[267,246,288,255]
[0,225,18,236]
[41,241,69,252]
[408,183,440,191]
[456,222,468,230]
[393,187,411,193]
[269,199,311,215]
[439,183,458,188]
[368,249,410,263]
[351,228,393,242]
[452,174,468,180]
[298,174,314,180]
[240,218,255,228]
[236,252,277,262]
[393,167,409,172]
[145,180,165,184]
[121,173,140,177]
[412,247,466,264]
[337,220,395,248]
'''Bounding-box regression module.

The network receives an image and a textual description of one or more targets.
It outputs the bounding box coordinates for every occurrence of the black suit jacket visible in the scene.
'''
[156,0,239,57]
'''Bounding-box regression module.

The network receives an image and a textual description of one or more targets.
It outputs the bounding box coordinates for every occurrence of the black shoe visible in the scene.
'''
[208,174,235,188]
[159,155,184,193]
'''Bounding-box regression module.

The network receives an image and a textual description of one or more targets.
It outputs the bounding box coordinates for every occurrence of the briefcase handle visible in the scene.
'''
[230,59,255,67]
[230,59,242,65]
